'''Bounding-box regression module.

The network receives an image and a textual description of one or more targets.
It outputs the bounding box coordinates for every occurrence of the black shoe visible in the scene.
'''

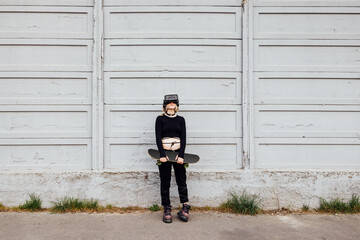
[177,203,191,222]
[163,205,172,223]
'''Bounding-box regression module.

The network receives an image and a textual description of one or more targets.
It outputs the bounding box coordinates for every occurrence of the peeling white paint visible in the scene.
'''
[1,170,359,209]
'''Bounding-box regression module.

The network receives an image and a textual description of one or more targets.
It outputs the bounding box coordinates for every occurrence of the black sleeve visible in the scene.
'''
[178,117,186,158]
[155,116,166,158]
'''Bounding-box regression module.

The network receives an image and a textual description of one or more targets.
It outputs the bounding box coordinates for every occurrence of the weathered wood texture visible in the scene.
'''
[0,2,94,170]
[252,1,360,169]
[103,4,244,170]
[1,0,359,171]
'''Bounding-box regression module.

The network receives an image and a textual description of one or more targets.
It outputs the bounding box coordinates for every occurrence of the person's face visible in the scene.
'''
[166,102,177,108]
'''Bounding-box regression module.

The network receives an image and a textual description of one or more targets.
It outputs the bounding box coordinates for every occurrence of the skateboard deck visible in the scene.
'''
[148,149,199,166]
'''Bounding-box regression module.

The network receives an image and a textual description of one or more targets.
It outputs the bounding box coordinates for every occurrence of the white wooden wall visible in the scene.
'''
[103,1,243,170]
[0,0,359,171]
[0,0,94,170]
[251,0,360,169]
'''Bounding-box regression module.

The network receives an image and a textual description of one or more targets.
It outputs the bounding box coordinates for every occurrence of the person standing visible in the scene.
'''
[155,94,191,223]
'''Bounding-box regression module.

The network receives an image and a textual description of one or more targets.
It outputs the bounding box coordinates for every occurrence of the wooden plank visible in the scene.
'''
[91,0,104,170]
[0,105,92,138]
[104,137,242,170]
[254,105,360,138]
[254,40,360,72]
[0,7,93,39]
[104,6,241,39]
[254,72,360,105]
[0,72,92,104]
[0,139,91,170]
[0,0,94,6]
[104,72,241,105]
[255,138,360,169]
[104,105,242,138]
[253,0,360,7]
[0,39,93,71]
[242,0,251,169]
[104,39,241,72]
[104,0,242,6]
[254,7,360,39]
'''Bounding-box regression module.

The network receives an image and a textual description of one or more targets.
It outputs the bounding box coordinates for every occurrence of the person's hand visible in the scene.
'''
[160,156,169,162]
[176,156,184,164]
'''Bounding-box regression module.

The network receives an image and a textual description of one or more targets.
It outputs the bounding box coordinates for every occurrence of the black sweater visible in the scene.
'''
[155,114,186,158]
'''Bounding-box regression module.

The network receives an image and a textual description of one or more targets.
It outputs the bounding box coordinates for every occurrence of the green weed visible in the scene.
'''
[347,195,360,213]
[302,204,310,212]
[149,204,161,212]
[18,193,42,211]
[318,194,360,213]
[106,204,114,209]
[220,190,262,215]
[51,197,99,213]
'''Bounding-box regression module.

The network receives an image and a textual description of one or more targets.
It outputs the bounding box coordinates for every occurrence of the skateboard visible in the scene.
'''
[148,149,200,168]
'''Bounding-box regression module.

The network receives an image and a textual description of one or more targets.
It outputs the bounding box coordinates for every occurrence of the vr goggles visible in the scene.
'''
[163,94,179,108]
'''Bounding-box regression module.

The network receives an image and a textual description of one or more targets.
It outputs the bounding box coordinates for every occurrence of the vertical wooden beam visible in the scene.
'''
[248,0,255,169]
[241,0,251,169]
[92,0,104,170]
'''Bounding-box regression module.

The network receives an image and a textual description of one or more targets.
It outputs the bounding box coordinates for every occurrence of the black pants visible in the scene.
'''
[158,161,189,206]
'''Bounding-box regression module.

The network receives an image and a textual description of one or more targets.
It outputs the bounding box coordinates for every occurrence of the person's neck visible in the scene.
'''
[164,111,177,118]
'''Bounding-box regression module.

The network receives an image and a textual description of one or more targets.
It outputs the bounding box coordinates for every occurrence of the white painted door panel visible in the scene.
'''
[254,105,360,138]
[255,138,360,169]
[0,72,92,104]
[104,39,241,72]
[104,7,241,39]
[0,0,94,6]
[254,40,360,72]
[0,7,93,39]
[0,106,91,138]
[254,7,360,39]
[254,72,360,105]
[104,72,241,105]
[104,0,243,6]
[104,138,242,170]
[0,39,93,71]
[253,0,360,7]
[104,105,242,138]
[0,139,91,170]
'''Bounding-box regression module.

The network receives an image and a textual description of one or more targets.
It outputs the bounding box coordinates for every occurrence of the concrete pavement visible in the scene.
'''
[0,212,360,240]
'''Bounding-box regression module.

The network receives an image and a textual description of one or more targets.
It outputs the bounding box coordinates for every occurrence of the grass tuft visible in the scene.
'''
[319,197,346,213]
[220,190,262,215]
[51,197,99,213]
[318,194,360,214]
[302,204,310,212]
[18,193,42,211]
[106,204,114,209]
[149,204,161,212]
[347,195,360,213]
[188,206,218,212]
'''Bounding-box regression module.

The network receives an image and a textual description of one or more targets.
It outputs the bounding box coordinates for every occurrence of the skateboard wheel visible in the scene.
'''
[184,163,189,168]
[156,160,162,166]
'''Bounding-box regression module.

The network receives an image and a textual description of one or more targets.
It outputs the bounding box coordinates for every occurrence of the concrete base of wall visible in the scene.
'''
[1,170,359,210]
